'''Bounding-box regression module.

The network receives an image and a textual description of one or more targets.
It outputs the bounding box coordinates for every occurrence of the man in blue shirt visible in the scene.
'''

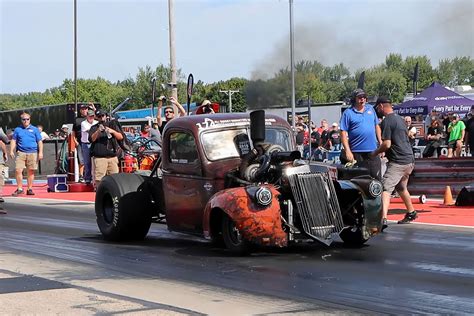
[9,112,43,196]
[340,89,382,179]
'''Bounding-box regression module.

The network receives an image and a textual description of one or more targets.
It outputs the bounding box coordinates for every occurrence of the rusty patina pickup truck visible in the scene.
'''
[95,111,383,254]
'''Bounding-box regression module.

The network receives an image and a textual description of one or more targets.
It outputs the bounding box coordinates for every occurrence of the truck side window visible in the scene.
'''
[169,132,198,164]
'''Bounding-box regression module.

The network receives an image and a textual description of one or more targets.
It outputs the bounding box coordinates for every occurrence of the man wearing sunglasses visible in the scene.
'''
[9,112,43,196]
[156,96,186,134]
[340,89,382,180]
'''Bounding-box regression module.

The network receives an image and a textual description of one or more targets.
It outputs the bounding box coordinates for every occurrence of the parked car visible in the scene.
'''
[95,111,383,254]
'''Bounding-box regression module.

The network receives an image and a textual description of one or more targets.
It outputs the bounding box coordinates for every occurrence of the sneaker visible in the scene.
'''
[0,197,4,203]
[26,189,35,196]
[397,211,418,224]
[381,218,388,232]
[12,189,24,196]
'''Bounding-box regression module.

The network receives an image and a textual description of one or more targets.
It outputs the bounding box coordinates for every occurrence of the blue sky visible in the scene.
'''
[1,0,473,94]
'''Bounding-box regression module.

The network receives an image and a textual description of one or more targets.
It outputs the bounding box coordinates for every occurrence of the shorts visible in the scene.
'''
[382,162,414,193]
[15,152,38,170]
[448,139,460,149]
[93,156,119,182]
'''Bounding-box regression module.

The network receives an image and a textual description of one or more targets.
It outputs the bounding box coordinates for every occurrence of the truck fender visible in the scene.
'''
[336,179,382,233]
[203,185,287,247]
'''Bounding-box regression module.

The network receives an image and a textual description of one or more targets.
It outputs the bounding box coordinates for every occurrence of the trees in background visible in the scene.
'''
[1,54,472,111]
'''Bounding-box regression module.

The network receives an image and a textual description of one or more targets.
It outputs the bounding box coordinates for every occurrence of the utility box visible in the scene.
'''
[47,174,69,192]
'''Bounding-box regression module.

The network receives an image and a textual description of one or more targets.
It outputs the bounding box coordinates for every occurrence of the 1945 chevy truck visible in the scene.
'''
[95,110,383,254]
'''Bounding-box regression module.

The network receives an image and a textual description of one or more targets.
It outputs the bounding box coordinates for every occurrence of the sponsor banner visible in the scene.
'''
[393,106,427,115]
[394,104,471,115]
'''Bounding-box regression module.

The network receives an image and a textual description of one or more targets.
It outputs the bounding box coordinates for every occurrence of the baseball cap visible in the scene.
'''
[80,104,88,109]
[452,113,459,119]
[201,100,211,106]
[61,124,69,129]
[87,109,95,116]
[352,88,367,98]
[332,122,338,127]
[95,109,106,116]
[375,96,392,106]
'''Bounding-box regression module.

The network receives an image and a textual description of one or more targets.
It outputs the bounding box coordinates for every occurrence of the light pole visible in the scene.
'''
[74,0,77,111]
[289,0,296,130]
[219,89,239,113]
[168,0,177,100]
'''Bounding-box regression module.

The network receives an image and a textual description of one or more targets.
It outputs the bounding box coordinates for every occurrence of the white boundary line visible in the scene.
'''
[4,197,94,204]
[387,220,474,229]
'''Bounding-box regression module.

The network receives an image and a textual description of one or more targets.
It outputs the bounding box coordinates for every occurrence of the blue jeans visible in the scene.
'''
[81,143,92,182]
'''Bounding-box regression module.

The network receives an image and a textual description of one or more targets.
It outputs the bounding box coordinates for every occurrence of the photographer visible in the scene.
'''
[200,100,215,114]
[89,109,123,188]
[156,96,186,134]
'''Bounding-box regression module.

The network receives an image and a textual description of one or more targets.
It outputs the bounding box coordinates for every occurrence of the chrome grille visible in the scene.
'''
[287,172,344,245]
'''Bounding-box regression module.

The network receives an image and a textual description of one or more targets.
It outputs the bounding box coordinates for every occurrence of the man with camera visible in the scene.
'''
[89,109,123,188]
[200,100,215,114]
[156,96,186,134]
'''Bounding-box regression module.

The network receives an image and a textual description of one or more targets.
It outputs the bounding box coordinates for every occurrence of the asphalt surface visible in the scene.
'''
[1,198,473,315]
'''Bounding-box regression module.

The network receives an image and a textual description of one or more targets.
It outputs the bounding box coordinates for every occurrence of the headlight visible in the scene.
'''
[255,187,272,206]
[368,180,383,198]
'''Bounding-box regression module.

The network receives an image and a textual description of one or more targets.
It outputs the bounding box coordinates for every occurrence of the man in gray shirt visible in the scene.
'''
[371,97,417,231]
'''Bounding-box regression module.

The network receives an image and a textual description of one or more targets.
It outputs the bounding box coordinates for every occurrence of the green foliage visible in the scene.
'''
[365,69,407,103]
[452,57,474,85]
[402,56,436,93]
[385,53,404,72]
[213,77,248,112]
[1,55,472,112]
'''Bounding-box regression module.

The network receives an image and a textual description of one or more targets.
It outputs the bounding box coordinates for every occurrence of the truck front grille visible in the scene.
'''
[287,172,344,245]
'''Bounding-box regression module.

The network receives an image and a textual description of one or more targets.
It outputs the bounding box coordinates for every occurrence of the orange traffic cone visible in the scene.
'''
[443,186,454,206]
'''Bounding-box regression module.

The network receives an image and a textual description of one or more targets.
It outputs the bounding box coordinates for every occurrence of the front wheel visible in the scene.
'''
[222,215,250,255]
[95,173,153,241]
[339,227,369,246]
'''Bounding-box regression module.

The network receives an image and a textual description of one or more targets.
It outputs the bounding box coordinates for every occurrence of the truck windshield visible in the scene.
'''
[201,127,292,161]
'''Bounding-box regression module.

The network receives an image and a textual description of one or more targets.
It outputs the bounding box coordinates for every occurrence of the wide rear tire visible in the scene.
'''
[95,173,153,241]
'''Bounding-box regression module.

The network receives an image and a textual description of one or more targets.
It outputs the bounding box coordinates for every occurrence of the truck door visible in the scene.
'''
[162,130,209,233]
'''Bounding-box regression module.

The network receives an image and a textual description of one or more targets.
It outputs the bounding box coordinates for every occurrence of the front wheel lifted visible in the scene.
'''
[95,173,153,241]
[222,215,250,255]
[339,227,369,246]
